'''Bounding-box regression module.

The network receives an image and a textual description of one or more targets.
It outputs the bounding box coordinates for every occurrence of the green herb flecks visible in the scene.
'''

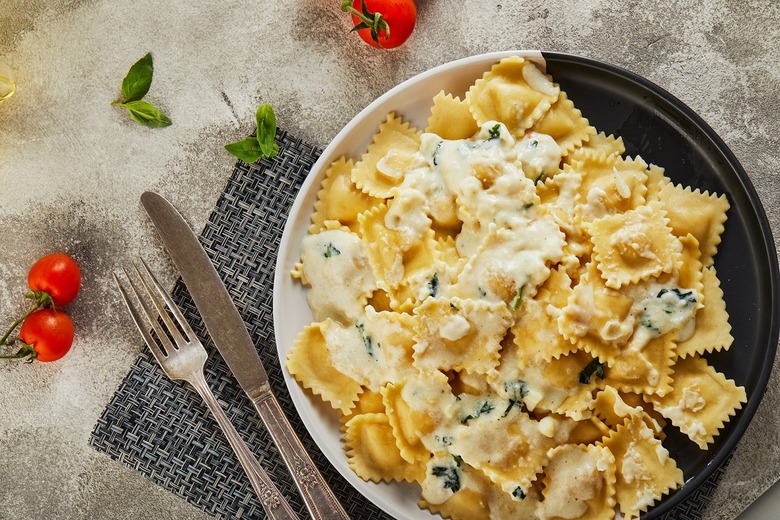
[435,435,454,447]
[534,171,546,185]
[658,287,697,305]
[503,379,529,416]
[432,140,443,166]
[450,303,459,312]
[428,272,439,297]
[323,243,341,258]
[460,399,494,424]
[511,284,526,312]
[530,139,539,148]
[355,322,378,359]
[112,53,172,128]
[512,486,527,500]
[488,123,502,140]
[579,358,605,384]
[225,104,280,163]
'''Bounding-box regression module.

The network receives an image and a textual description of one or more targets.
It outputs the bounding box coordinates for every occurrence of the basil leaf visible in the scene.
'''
[224,136,265,163]
[121,53,154,103]
[123,100,172,128]
[255,104,278,158]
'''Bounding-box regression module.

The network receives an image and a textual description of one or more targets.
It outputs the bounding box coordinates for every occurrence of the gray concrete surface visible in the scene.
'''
[1,0,778,518]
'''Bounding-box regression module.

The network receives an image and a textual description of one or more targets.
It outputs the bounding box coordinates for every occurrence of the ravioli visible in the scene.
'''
[288,55,739,520]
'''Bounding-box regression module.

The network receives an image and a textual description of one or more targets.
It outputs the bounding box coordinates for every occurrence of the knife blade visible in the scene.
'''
[141,191,349,520]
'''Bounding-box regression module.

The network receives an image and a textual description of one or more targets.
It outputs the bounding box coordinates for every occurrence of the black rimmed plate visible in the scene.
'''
[273,50,779,519]
[542,51,779,517]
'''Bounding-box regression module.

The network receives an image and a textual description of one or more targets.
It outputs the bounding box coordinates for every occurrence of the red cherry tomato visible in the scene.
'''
[19,309,75,362]
[28,253,81,307]
[348,0,417,49]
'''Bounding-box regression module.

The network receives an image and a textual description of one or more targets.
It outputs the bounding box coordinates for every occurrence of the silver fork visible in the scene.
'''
[114,261,299,520]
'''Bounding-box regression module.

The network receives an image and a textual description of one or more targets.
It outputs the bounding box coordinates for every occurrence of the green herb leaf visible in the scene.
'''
[226,104,280,162]
[123,100,172,128]
[255,104,279,157]
[512,486,527,500]
[488,123,501,140]
[121,53,154,103]
[224,137,265,164]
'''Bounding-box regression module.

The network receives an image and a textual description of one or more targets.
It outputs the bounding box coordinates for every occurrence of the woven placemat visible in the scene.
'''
[90,129,727,519]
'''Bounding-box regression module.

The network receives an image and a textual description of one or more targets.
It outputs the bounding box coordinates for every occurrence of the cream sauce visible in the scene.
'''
[626,283,699,351]
[517,132,563,181]
[300,229,375,323]
[537,447,604,520]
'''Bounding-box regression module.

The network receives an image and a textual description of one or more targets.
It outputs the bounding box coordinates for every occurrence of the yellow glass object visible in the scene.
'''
[0,63,16,102]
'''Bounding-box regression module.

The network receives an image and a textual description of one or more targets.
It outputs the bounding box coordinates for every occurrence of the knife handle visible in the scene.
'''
[252,386,350,520]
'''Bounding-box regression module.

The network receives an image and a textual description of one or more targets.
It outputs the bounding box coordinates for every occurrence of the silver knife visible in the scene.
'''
[141,191,349,520]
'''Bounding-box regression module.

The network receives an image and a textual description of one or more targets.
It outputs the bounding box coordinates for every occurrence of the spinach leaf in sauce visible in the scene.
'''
[512,486,527,500]
[428,272,439,297]
[435,434,453,447]
[640,287,698,334]
[511,284,526,311]
[460,399,494,424]
[355,322,378,359]
[579,358,605,384]
[658,287,697,305]
[431,464,461,493]
[487,123,502,140]
[503,379,529,416]
[323,243,341,258]
[432,140,443,166]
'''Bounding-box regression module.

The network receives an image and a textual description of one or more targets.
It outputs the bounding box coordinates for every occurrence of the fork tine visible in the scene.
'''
[113,271,169,364]
[136,258,198,343]
[132,263,187,348]
[120,267,180,357]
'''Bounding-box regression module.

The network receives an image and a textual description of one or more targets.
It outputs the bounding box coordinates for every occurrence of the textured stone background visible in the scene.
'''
[1,0,778,518]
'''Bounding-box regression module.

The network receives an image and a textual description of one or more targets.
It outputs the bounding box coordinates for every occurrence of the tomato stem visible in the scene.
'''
[26,290,56,309]
[0,342,37,361]
[340,0,391,46]
[0,300,41,347]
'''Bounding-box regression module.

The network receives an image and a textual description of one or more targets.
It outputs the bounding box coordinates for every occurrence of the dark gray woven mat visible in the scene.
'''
[90,129,727,519]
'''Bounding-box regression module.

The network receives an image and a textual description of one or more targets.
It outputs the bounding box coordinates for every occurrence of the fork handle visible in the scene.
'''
[251,385,350,520]
[189,373,300,520]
